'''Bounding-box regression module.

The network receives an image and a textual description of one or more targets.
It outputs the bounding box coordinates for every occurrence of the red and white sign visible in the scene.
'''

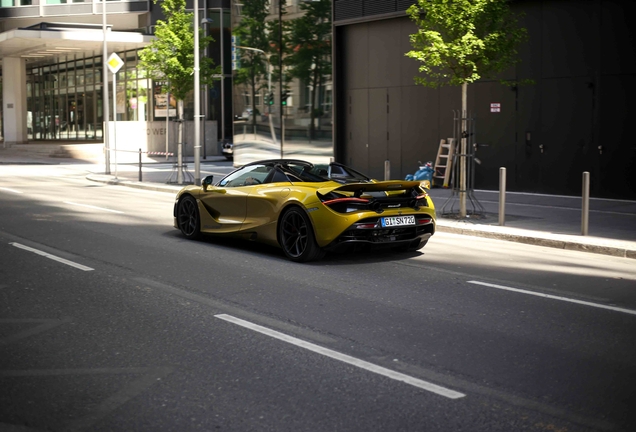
[490,103,501,113]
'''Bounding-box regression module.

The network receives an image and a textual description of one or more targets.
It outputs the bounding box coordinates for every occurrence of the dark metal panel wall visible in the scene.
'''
[335,1,636,198]
[400,86,440,175]
[367,19,402,88]
[334,0,415,21]
[345,89,369,170]
[344,22,369,90]
[599,75,636,197]
[541,0,600,78]
[368,88,387,179]
[539,77,596,194]
[387,87,403,179]
[470,81,517,190]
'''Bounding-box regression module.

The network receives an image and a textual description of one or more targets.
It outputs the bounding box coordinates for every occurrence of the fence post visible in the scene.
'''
[139,149,142,182]
[499,167,506,226]
[582,171,590,235]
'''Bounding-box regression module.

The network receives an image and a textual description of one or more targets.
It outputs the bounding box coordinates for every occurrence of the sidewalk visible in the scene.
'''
[2,144,635,259]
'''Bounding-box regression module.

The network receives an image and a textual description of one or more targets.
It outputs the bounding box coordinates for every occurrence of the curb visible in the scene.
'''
[435,224,636,260]
[86,174,182,194]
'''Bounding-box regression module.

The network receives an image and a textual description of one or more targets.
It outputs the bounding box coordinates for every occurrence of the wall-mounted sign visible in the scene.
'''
[153,82,176,118]
[490,103,501,113]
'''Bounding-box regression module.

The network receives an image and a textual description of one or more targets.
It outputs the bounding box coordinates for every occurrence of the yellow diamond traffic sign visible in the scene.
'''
[107,52,124,74]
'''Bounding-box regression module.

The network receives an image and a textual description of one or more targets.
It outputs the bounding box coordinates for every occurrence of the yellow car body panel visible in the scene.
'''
[174,160,436,261]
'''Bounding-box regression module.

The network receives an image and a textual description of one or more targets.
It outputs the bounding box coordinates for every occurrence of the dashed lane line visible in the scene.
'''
[10,242,94,271]
[0,187,23,194]
[64,201,124,214]
[468,280,636,316]
[215,313,466,399]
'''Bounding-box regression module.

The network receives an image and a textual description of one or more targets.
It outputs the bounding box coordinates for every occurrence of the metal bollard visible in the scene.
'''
[384,160,390,181]
[139,148,143,182]
[582,171,590,235]
[499,167,506,226]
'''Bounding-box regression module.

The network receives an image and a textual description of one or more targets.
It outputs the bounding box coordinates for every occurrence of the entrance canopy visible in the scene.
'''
[0,23,153,69]
[0,23,154,144]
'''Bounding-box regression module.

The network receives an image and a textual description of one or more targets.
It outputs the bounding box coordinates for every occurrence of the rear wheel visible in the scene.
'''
[278,207,324,262]
[177,195,201,239]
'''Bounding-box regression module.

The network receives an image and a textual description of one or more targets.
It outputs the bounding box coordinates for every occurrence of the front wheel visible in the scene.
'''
[177,195,201,239]
[278,207,324,262]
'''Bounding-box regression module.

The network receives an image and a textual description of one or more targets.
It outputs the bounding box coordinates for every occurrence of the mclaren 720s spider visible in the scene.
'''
[174,159,436,262]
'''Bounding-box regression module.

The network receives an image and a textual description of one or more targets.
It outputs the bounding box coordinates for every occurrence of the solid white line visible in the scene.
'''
[64,201,124,214]
[10,242,94,272]
[215,314,465,399]
[0,187,23,194]
[468,281,636,316]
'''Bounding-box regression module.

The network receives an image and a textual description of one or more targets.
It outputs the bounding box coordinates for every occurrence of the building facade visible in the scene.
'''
[333,0,636,199]
[0,0,232,157]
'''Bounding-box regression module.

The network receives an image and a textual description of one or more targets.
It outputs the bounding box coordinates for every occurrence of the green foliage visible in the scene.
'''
[266,2,293,87]
[287,0,331,139]
[287,0,332,83]
[406,0,528,87]
[137,0,220,101]
[233,0,270,89]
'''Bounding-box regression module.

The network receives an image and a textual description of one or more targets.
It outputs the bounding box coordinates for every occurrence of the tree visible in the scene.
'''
[267,1,293,155]
[138,0,220,183]
[406,0,528,216]
[287,0,332,141]
[233,0,270,134]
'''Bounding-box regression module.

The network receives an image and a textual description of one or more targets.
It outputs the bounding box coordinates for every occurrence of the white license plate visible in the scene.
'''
[381,216,415,227]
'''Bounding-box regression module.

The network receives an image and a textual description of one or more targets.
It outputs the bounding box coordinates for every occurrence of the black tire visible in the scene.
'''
[177,195,201,239]
[278,207,324,262]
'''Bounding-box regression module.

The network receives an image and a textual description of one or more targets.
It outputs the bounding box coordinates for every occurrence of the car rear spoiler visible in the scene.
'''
[317,180,424,195]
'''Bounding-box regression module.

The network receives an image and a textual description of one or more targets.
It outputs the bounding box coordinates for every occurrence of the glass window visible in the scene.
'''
[218,165,273,187]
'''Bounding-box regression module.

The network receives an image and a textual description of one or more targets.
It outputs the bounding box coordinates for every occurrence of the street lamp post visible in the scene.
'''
[102,0,110,174]
[194,0,201,185]
[278,3,283,159]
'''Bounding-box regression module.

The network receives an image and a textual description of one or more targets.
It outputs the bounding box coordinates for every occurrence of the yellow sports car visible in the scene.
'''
[174,159,435,262]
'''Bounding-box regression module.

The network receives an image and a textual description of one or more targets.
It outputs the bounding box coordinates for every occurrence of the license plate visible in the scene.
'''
[381,216,415,227]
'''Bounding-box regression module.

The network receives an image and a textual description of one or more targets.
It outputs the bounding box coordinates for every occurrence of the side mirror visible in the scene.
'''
[202,175,214,191]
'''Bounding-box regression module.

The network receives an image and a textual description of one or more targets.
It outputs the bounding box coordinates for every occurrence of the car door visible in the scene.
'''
[198,164,272,232]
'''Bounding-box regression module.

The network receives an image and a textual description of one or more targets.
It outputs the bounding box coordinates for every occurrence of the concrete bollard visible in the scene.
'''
[499,167,506,226]
[384,160,391,181]
[582,171,590,235]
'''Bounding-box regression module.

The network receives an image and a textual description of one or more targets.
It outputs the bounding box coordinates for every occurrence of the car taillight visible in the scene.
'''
[319,196,370,214]
[321,197,369,206]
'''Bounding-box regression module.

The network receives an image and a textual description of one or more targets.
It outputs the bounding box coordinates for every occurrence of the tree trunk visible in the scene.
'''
[459,82,468,217]
[250,69,257,136]
[309,66,319,141]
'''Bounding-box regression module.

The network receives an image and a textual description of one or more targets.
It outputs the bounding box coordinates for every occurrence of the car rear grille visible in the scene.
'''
[330,216,435,246]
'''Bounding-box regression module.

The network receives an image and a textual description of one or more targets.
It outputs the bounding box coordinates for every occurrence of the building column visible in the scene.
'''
[2,57,28,145]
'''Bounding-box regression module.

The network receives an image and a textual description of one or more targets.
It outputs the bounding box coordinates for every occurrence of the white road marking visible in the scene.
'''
[215,314,466,399]
[64,201,124,214]
[0,187,23,194]
[10,242,94,271]
[468,281,636,316]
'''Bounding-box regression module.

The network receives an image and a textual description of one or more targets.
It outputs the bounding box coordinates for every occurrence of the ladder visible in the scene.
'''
[433,138,456,188]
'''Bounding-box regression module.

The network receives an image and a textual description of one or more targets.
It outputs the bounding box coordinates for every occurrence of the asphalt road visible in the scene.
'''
[1,164,635,432]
